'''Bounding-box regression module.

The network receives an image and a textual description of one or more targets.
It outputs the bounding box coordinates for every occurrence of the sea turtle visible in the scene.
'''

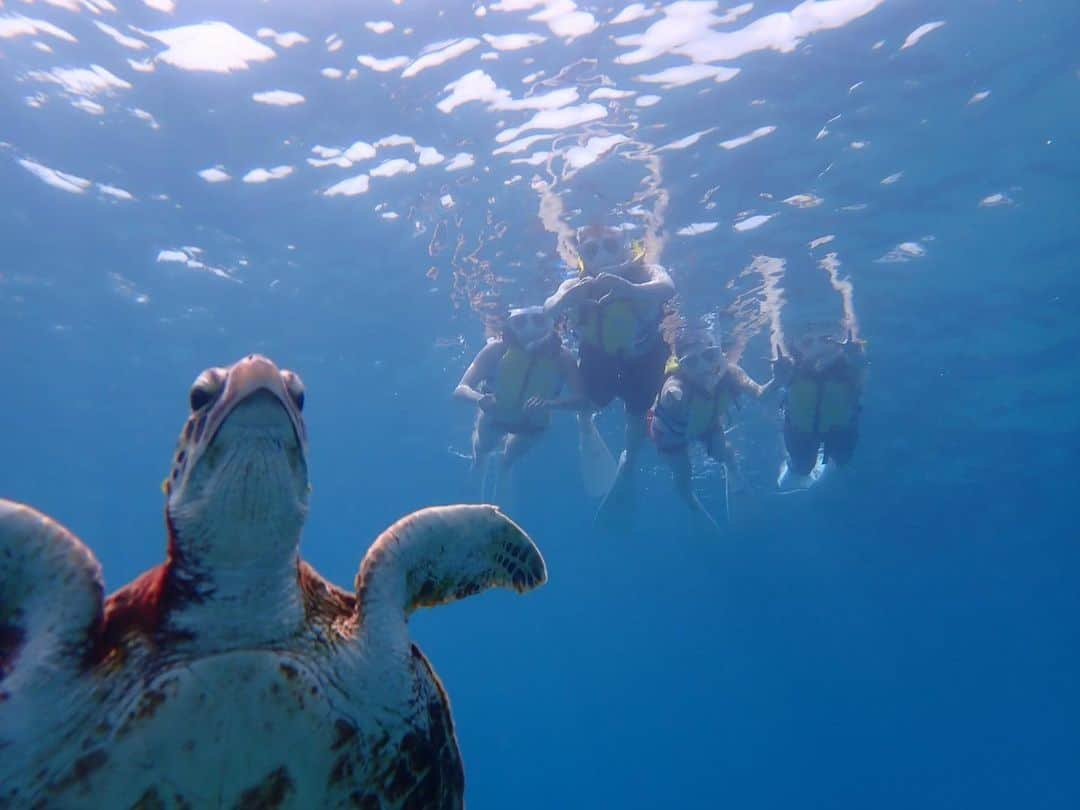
[0,354,546,809]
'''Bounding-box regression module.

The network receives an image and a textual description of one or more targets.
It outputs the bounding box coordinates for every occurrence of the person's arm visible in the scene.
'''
[547,348,589,410]
[544,277,593,316]
[730,363,776,399]
[594,263,675,309]
[453,341,503,409]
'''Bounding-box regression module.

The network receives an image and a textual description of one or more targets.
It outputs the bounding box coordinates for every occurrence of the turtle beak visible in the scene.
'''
[206,355,307,452]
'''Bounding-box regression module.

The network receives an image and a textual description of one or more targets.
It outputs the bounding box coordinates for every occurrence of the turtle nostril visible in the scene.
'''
[281,370,306,412]
[190,386,214,411]
[189,368,225,413]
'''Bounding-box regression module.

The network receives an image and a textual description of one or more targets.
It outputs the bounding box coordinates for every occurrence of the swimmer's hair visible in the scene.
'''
[672,327,716,359]
[482,309,504,342]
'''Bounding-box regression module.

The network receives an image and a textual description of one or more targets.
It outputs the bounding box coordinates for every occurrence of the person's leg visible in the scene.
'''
[596,340,667,529]
[501,431,540,471]
[664,447,704,509]
[578,343,617,411]
[618,337,669,471]
[707,430,738,521]
[471,413,505,502]
[493,430,542,510]
[596,398,648,519]
[662,448,723,538]
[576,344,619,497]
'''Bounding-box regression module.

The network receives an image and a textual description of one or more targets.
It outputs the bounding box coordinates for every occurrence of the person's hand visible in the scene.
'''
[523,396,549,413]
[478,393,496,412]
[843,332,866,363]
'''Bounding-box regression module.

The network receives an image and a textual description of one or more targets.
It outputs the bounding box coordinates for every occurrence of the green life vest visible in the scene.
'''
[577,297,640,355]
[786,366,858,433]
[682,384,734,440]
[655,375,735,441]
[491,340,562,426]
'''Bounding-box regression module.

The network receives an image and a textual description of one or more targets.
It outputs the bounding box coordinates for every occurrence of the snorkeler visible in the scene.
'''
[543,224,676,527]
[454,305,586,504]
[777,330,865,490]
[650,330,786,535]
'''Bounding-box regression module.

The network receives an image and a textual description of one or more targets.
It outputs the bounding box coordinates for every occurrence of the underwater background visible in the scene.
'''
[2,0,1078,807]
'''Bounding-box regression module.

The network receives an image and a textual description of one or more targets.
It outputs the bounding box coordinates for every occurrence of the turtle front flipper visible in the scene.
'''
[317,507,543,809]
[352,504,546,655]
[0,499,104,714]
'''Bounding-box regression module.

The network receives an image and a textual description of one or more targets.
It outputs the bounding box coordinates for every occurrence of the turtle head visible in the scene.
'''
[164,355,309,569]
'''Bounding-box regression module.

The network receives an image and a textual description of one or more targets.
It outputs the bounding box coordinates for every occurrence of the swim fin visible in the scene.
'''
[579,414,618,497]
[595,450,635,532]
[719,463,731,525]
[776,448,828,493]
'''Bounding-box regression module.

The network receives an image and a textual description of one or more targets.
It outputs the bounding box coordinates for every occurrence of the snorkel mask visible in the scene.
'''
[575,225,637,276]
[674,333,727,390]
[506,306,555,352]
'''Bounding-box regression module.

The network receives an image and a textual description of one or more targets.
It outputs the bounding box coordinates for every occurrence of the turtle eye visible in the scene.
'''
[189,368,225,412]
[282,370,305,412]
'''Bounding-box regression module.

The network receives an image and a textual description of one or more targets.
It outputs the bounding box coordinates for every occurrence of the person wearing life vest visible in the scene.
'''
[650,329,785,534]
[779,330,864,481]
[543,224,676,525]
[454,305,586,501]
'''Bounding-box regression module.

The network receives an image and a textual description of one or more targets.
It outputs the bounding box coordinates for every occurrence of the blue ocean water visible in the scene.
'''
[2,0,1078,807]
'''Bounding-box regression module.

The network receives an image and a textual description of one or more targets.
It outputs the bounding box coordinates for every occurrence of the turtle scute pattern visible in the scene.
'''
[325,647,464,810]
